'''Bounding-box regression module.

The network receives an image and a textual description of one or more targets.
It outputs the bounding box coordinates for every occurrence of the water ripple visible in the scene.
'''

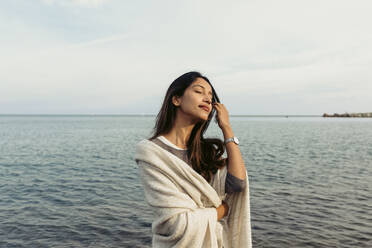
[1,116,371,247]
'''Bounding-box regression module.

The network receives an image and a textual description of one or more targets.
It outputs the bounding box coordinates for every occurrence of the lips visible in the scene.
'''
[199,105,210,112]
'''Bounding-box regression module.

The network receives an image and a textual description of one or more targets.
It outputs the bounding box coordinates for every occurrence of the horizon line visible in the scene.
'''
[0,114,322,117]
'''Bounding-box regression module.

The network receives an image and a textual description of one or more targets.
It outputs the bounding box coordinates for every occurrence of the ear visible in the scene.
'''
[172,95,181,107]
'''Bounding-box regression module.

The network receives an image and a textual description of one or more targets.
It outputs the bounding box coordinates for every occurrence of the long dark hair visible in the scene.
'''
[148,71,227,183]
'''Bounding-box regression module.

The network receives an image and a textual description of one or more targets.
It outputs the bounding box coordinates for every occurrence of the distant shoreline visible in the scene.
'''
[323,112,372,118]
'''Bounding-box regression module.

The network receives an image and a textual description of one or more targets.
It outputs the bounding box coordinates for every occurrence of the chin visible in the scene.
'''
[200,113,210,121]
[191,110,210,122]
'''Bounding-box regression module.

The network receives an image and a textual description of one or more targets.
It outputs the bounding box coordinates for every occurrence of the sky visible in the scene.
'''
[1,0,371,115]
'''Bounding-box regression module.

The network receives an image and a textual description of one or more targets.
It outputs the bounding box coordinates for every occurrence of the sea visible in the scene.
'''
[0,115,371,248]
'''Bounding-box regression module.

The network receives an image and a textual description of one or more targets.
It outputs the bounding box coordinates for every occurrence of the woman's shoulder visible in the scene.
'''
[136,138,151,148]
[136,136,157,144]
[135,139,156,159]
[135,137,168,161]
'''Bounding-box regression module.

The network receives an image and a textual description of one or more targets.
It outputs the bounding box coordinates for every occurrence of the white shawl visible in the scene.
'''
[135,139,252,248]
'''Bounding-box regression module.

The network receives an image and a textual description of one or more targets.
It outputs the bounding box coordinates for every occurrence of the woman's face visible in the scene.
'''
[173,77,213,122]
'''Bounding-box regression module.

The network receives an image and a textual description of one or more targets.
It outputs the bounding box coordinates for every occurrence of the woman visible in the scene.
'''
[135,71,252,247]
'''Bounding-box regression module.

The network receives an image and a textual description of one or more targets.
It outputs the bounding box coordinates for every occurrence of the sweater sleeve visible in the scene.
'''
[137,160,219,247]
[225,171,247,194]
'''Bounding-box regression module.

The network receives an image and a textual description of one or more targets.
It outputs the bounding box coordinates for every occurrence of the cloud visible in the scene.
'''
[69,33,131,48]
[40,0,110,7]
[1,0,372,114]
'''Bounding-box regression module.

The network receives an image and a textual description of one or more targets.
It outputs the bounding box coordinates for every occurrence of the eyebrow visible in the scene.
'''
[193,85,213,96]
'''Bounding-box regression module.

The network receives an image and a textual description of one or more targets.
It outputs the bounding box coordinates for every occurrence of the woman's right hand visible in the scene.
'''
[216,200,229,221]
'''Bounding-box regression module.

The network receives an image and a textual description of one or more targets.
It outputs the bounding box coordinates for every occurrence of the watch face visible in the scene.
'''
[233,137,239,145]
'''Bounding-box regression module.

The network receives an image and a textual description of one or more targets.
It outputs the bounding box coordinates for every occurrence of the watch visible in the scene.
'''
[224,136,239,145]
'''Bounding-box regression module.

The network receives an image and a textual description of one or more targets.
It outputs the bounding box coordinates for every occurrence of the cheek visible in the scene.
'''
[181,96,200,113]
[184,94,199,106]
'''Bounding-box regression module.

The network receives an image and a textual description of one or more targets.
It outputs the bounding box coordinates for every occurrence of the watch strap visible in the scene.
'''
[224,137,238,145]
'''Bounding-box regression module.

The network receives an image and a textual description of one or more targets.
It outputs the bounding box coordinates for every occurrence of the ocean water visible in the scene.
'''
[0,115,371,248]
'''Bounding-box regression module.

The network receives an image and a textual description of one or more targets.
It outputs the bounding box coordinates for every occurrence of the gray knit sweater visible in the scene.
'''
[150,136,246,193]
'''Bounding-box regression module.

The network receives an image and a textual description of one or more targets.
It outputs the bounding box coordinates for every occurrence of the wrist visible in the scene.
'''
[222,125,233,139]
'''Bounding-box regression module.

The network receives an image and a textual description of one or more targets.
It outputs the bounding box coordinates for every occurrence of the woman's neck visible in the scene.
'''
[162,115,196,149]
[162,129,192,149]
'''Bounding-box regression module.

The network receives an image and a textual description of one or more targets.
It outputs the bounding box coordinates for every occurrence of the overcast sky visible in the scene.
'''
[1,0,371,115]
